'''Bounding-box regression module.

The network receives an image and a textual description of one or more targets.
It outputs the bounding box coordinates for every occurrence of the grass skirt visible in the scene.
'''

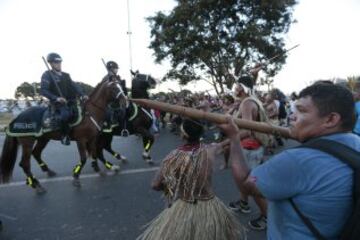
[137,197,246,240]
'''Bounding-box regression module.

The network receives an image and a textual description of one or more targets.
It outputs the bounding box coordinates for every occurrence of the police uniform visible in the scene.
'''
[40,53,84,144]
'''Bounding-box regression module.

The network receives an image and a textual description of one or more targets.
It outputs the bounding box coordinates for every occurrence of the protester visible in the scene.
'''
[137,118,245,240]
[226,75,271,230]
[219,82,358,239]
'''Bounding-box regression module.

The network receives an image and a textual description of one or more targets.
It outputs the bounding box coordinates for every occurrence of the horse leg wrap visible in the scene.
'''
[113,153,120,159]
[105,161,113,170]
[73,164,83,177]
[26,176,39,188]
[39,162,49,171]
[144,141,152,151]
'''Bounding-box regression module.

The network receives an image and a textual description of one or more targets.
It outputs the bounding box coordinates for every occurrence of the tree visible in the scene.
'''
[148,0,297,94]
[76,82,94,95]
[260,77,274,92]
[14,82,40,99]
[347,75,360,91]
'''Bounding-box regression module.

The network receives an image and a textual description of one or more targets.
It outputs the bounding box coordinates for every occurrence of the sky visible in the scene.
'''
[0,0,359,99]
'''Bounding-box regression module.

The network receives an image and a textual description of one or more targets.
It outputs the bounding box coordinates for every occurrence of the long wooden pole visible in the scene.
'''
[131,98,291,138]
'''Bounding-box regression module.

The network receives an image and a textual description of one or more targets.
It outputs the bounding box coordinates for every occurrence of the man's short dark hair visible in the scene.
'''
[299,82,355,131]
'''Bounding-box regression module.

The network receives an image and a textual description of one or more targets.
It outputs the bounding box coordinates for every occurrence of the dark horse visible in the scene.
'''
[0,80,126,193]
[92,71,156,169]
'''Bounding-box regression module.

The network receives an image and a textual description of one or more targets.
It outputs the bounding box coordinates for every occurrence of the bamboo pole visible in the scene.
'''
[131,98,291,138]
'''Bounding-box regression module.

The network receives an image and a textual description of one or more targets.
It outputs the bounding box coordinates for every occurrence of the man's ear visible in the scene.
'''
[324,112,342,129]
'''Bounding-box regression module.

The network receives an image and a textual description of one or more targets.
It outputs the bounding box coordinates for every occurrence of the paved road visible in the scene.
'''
[0,129,294,240]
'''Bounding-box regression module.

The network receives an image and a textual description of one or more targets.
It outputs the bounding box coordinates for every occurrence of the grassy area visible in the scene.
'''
[0,112,13,131]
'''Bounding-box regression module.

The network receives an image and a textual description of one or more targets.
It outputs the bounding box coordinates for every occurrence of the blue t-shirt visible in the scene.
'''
[353,101,360,134]
[251,133,360,240]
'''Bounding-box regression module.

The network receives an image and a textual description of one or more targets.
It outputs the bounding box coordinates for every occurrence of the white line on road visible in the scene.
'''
[0,167,159,189]
[0,213,17,221]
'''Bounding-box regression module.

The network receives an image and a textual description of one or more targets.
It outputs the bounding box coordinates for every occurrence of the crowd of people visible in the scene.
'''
[139,75,360,239]
[2,51,360,239]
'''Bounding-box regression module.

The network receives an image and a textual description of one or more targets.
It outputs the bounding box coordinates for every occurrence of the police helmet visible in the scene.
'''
[106,61,119,70]
[47,53,62,63]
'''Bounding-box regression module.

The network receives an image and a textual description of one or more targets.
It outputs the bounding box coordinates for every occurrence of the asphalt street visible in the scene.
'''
[0,129,289,240]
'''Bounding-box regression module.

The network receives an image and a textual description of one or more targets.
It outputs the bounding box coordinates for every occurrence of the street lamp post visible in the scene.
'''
[126,0,133,81]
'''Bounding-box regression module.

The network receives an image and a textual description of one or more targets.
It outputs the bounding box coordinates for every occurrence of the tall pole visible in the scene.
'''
[126,0,133,78]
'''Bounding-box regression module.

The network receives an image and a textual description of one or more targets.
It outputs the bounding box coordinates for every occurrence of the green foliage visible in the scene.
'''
[14,81,94,99]
[14,82,40,99]
[76,82,94,95]
[148,0,297,93]
[347,75,360,91]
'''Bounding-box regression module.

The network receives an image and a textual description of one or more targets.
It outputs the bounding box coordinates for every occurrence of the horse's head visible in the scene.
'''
[131,70,157,89]
[107,80,127,104]
[89,79,126,106]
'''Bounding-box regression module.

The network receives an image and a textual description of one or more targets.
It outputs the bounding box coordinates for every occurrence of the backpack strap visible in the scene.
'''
[289,198,326,240]
[291,138,360,240]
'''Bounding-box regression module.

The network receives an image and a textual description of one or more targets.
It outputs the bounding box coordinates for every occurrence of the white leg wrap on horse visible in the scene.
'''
[142,151,150,158]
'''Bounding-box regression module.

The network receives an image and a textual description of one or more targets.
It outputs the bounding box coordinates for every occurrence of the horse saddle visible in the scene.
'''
[103,106,127,133]
[6,104,83,137]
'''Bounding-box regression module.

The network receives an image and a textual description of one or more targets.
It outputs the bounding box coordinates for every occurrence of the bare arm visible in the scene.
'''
[219,117,265,198]
[151,168,165,191]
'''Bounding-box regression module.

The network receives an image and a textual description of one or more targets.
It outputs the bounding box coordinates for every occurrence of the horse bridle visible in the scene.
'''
[86,82,127,131]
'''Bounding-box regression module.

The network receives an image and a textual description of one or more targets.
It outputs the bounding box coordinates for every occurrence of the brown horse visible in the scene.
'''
[92,72,156,170]
[0,80,126,193]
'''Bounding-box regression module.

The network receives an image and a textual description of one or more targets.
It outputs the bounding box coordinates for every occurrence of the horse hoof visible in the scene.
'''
[142,152,150,159]
[35,185,47,195]
[111,165,121,172]
[146,159,154,165]
[72,178,81,188]
[47,170,57,177]
[119,155,128,162]
[99,171,107,177]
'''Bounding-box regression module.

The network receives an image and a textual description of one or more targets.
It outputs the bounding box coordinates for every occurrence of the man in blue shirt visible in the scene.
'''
[219,82,358,239]
[352,85,360,136]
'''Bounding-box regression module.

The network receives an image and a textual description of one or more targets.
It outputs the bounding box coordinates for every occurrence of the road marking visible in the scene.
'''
[0,213,17,221]
[0,167,159,189]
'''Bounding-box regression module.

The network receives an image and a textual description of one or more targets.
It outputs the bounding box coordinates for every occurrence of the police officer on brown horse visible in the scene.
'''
[102,61,128,96]
[40,53,87,145]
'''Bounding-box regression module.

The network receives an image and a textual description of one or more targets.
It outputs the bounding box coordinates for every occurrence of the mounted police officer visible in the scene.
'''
[102,61,128,130]
[40,52,87,145]
[102,61,128,96]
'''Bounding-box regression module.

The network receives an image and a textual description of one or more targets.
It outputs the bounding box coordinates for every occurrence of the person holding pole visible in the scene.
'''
[40,52,87,145]
[226,72,272,231]
[219,82,359,239]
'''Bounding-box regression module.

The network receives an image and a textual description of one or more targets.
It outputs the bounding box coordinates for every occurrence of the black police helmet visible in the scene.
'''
[106,61,119,70]
[47,53,62,63]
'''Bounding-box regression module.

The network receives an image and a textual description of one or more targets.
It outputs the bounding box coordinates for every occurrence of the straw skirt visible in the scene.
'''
[137,196,246,240]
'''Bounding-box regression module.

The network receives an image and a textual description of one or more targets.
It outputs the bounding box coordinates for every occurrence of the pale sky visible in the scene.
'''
[0,0,359,99]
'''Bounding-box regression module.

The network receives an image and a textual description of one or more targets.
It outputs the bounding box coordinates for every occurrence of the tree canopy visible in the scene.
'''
[15,82,40,99]
[148,0,298,94]
[14,81,94,99]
